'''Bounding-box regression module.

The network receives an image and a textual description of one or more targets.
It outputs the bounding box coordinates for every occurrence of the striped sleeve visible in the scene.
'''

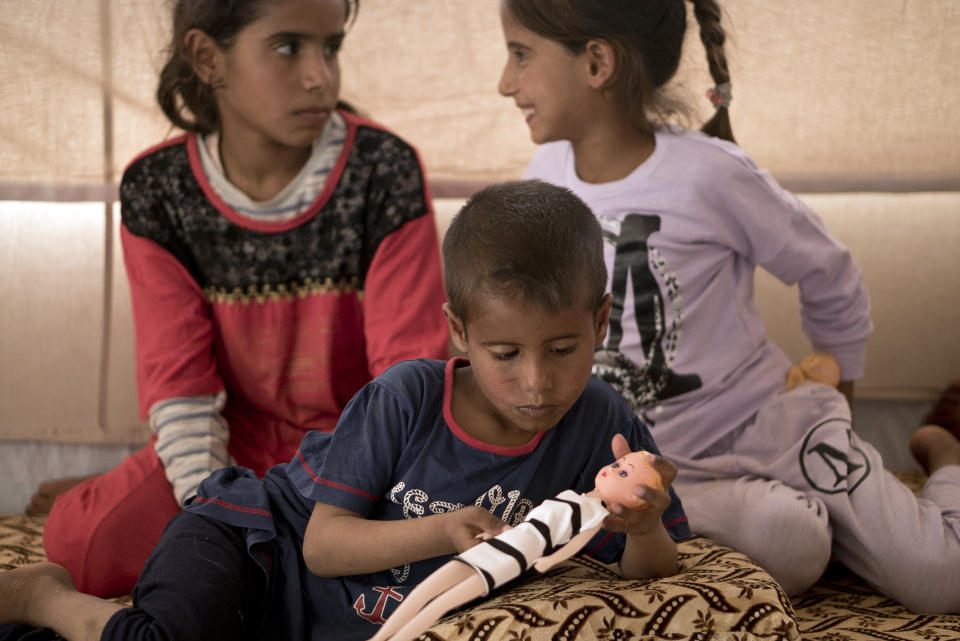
[151,392,232,506]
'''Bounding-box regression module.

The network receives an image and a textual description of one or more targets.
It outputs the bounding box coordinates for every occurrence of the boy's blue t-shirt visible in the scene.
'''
[187,358,689,640]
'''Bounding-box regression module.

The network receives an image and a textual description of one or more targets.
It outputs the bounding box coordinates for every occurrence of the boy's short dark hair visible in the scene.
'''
[443,179,607,322]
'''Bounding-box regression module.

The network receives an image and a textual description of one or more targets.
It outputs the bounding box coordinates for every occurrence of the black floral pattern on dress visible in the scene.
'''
[119,124,428,299]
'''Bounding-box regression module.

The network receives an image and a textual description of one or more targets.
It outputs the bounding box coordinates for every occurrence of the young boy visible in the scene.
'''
[0,180,689,641]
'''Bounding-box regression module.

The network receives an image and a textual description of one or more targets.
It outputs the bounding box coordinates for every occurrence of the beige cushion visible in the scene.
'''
[421,536,798,640]
[0,516,799,641]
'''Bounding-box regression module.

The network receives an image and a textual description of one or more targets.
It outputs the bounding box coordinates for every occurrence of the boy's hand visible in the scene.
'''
[601,434,677,538]
[443,506,508,554]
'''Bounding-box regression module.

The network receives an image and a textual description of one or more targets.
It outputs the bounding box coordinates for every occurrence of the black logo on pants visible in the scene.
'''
[800,418,871,494]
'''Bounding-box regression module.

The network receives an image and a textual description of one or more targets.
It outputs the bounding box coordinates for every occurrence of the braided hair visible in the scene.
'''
[503,0,735,142]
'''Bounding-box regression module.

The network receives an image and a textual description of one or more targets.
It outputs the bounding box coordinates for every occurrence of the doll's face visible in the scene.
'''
[594,451,663,508]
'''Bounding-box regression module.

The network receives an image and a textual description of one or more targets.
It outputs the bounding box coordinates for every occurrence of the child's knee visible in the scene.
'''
[43,490,102,593]
[747,496,832,595]
[682,479,832,594]
[43,471,177,597]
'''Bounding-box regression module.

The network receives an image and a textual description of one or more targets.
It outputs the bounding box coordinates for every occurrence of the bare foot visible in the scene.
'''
[909,425,960,475]
[924,382,960,439]
[26,476,91,516]
[0,562,75,624]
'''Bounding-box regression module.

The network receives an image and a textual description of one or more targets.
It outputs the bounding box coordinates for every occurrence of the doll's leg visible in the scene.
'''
[368,561,477,641]
[373,574,486,641]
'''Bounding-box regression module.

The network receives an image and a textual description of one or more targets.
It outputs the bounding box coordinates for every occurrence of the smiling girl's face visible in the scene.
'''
[594,450,663,508]
[497,4,597,146]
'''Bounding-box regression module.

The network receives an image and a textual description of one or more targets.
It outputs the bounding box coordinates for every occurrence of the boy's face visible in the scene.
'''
[444,293,611,447]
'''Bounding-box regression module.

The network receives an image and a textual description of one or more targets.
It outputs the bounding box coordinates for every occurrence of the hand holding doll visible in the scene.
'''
[367,435,675,641]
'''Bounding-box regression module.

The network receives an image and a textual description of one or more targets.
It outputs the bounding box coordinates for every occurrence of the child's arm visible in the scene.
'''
[837,380,855,405]
[601,439,681,580]
[619,518,679,580]
[303,501,507,577]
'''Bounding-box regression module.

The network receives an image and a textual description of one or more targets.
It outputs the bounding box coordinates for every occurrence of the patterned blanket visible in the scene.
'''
[2,510,957,640]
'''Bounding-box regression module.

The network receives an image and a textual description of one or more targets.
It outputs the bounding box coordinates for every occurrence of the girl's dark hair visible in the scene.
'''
[156,0,359,134]
[503,0,734,143]
[444,180,607,323]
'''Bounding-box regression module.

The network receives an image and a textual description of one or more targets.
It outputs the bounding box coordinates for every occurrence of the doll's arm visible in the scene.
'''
[531,525,602,572]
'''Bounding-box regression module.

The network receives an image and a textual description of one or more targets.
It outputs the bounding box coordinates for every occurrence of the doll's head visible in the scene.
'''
[594,450,663,508]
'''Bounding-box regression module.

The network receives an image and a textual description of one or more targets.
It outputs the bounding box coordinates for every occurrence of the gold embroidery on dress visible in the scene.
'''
[204,276,361,304]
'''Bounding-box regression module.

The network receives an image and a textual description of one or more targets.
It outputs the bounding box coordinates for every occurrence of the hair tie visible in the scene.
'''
[706,82,732,109]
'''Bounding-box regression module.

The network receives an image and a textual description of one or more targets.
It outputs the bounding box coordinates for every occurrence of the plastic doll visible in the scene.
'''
[786,352,841,390]
[367,449,664,641]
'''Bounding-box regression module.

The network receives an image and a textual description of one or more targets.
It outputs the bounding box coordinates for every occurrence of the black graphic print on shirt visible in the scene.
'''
[593,213,701,414]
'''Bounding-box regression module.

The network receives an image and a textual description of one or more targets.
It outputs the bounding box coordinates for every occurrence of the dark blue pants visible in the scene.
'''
[1,512,268,641]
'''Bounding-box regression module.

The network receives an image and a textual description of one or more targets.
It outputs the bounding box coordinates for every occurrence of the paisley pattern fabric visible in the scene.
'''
[3,489,958,641]
[424,536,799,641]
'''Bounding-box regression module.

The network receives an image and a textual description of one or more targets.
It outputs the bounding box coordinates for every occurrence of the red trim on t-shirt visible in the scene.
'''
[295,451,380,502]
[662,515,689,529]
[190,496,273,518]
[586,531,616,556]
[442,358,547,456]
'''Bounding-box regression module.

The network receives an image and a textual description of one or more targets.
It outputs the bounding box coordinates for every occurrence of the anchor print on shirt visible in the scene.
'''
[354,586,405,625]
[592,213,701,416]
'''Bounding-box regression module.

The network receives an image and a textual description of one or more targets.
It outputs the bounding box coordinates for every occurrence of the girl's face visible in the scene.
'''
[445,294,611,448]
[498,5,596,145]
[214,0,345,151]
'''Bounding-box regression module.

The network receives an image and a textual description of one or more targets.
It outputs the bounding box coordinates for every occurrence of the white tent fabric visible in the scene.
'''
[0,1,957,443]
[1,0,958,193]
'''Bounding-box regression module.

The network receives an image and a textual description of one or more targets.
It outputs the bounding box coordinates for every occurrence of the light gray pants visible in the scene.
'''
[671,383,960,613]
